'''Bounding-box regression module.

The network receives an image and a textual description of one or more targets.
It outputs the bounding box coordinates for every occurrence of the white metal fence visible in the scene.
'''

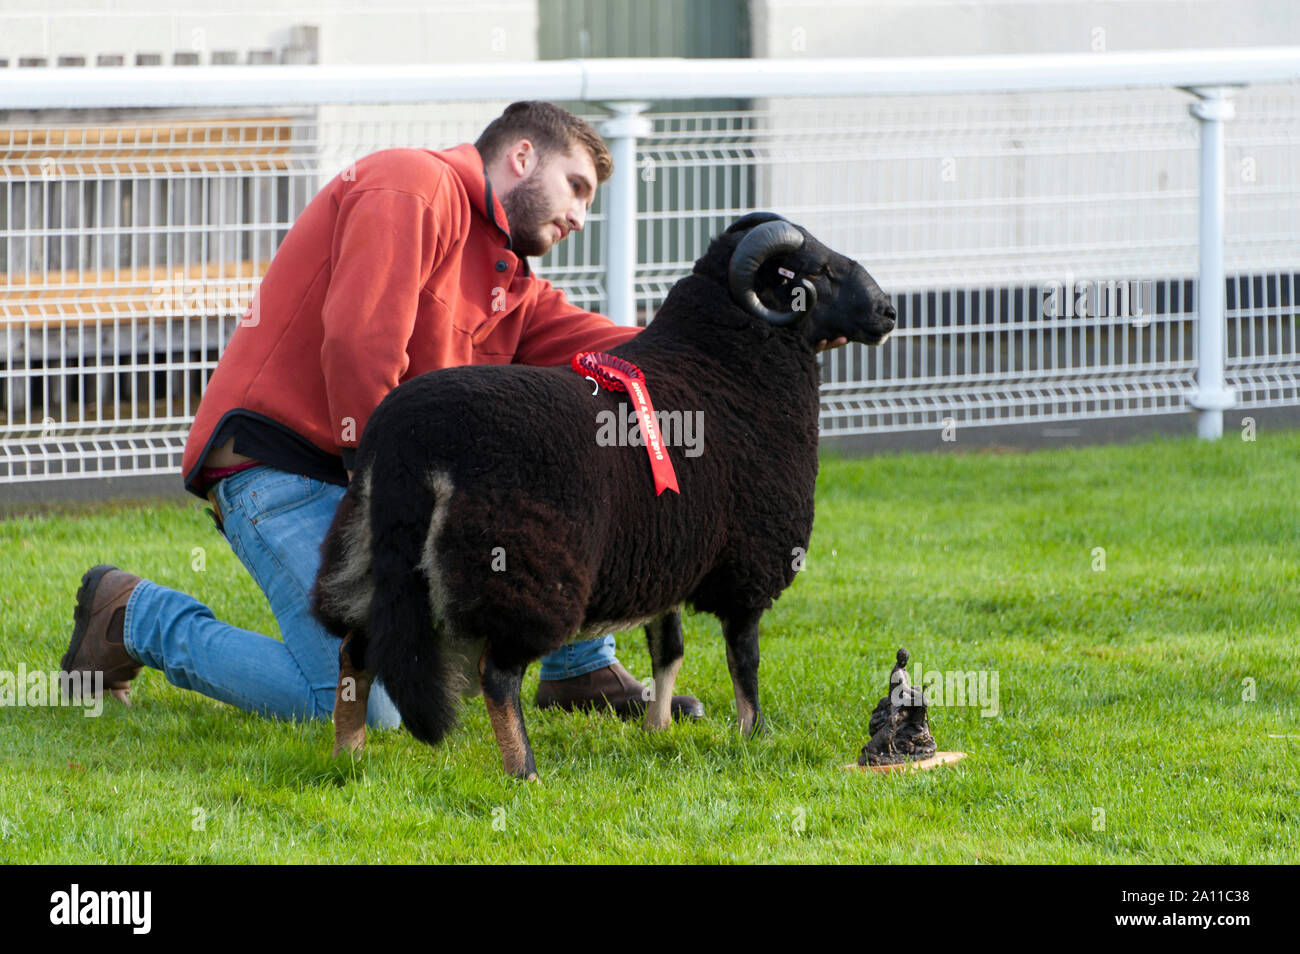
[1,52,1298,483]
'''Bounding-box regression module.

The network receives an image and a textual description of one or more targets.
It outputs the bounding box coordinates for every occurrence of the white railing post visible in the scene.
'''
[1187,85,1237,439]
[600,101,651,326]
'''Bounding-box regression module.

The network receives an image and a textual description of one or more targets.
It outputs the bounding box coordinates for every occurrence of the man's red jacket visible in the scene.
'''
[180,143,640,499]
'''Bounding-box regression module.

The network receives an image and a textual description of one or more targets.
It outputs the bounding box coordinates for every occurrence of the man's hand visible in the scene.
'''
[347,470,354,483]
[816,337,848,352]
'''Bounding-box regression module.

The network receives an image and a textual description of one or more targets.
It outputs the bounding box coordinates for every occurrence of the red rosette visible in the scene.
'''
[572,351,681,496]
[572,351,644,392]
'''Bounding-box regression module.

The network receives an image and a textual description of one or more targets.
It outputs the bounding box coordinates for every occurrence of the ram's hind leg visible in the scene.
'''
[479,647,538,782]
[722,609,764,738]
[642,608,684,732]
[332,631,374,757]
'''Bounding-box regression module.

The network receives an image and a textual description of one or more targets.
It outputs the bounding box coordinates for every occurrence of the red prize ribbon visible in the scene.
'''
[572,351,681,496]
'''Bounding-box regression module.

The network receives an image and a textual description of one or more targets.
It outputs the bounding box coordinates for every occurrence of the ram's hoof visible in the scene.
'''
[332,724,367,757]
[332,691,369,757]
[642,712,672,732]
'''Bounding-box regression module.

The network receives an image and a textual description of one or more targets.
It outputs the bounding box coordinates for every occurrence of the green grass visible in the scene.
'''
[1,430,1297,863]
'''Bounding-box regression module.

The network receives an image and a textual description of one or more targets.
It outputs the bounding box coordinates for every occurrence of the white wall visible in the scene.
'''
[0,1,537,66]
[751,0,1300,58]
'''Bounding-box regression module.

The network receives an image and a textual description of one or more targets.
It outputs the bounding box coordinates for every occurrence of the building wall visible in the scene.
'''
[751,0,1300,58]
[0,0,537,67]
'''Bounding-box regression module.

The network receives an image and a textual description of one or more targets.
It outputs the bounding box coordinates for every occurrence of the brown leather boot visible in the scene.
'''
[61,565,144,705]
[535,661,704,721]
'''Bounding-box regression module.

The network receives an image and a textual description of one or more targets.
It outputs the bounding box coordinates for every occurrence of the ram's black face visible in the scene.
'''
[764,238,896,347]
[722,213,896,347]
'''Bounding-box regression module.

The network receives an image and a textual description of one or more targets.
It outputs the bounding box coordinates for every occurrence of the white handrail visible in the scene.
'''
[2,49,1298,110]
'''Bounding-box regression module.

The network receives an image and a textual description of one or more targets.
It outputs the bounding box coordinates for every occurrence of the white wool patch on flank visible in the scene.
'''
[316,471,374,629]
[418,470,457,625]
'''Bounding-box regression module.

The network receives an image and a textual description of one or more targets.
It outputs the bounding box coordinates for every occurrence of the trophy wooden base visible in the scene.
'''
[843,751,967,774]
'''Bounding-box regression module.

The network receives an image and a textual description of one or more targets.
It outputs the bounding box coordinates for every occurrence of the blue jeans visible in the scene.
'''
[122,464,616,725]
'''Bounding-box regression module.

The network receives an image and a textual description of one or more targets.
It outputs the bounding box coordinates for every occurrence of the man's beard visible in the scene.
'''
[499,172,554,258]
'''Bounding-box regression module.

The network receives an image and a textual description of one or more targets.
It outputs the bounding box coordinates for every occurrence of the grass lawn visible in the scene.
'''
[1,430,1296,863]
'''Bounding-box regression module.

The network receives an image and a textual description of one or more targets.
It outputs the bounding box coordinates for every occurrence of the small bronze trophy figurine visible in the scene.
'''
[849,648,965,773]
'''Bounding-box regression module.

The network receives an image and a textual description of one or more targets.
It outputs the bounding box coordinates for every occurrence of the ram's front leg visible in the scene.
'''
[722,610,765,738]
[332,631,373,757]
[479,647,538,781]
[642,608,685,732]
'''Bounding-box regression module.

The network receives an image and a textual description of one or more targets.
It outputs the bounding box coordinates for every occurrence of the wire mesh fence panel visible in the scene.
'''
[630,87,1298,437]
[1,81,1297,482]
[1222,84,1300,413]
[0,110,318,480]
[0,101,576,481]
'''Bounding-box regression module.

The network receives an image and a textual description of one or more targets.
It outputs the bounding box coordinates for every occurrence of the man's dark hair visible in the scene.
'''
[475,101,613,183]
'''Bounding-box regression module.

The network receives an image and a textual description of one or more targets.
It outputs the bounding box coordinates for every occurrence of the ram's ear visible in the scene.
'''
[725,211,788,235]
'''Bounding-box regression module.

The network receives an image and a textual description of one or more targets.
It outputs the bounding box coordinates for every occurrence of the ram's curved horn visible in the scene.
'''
[728,220,816,326]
